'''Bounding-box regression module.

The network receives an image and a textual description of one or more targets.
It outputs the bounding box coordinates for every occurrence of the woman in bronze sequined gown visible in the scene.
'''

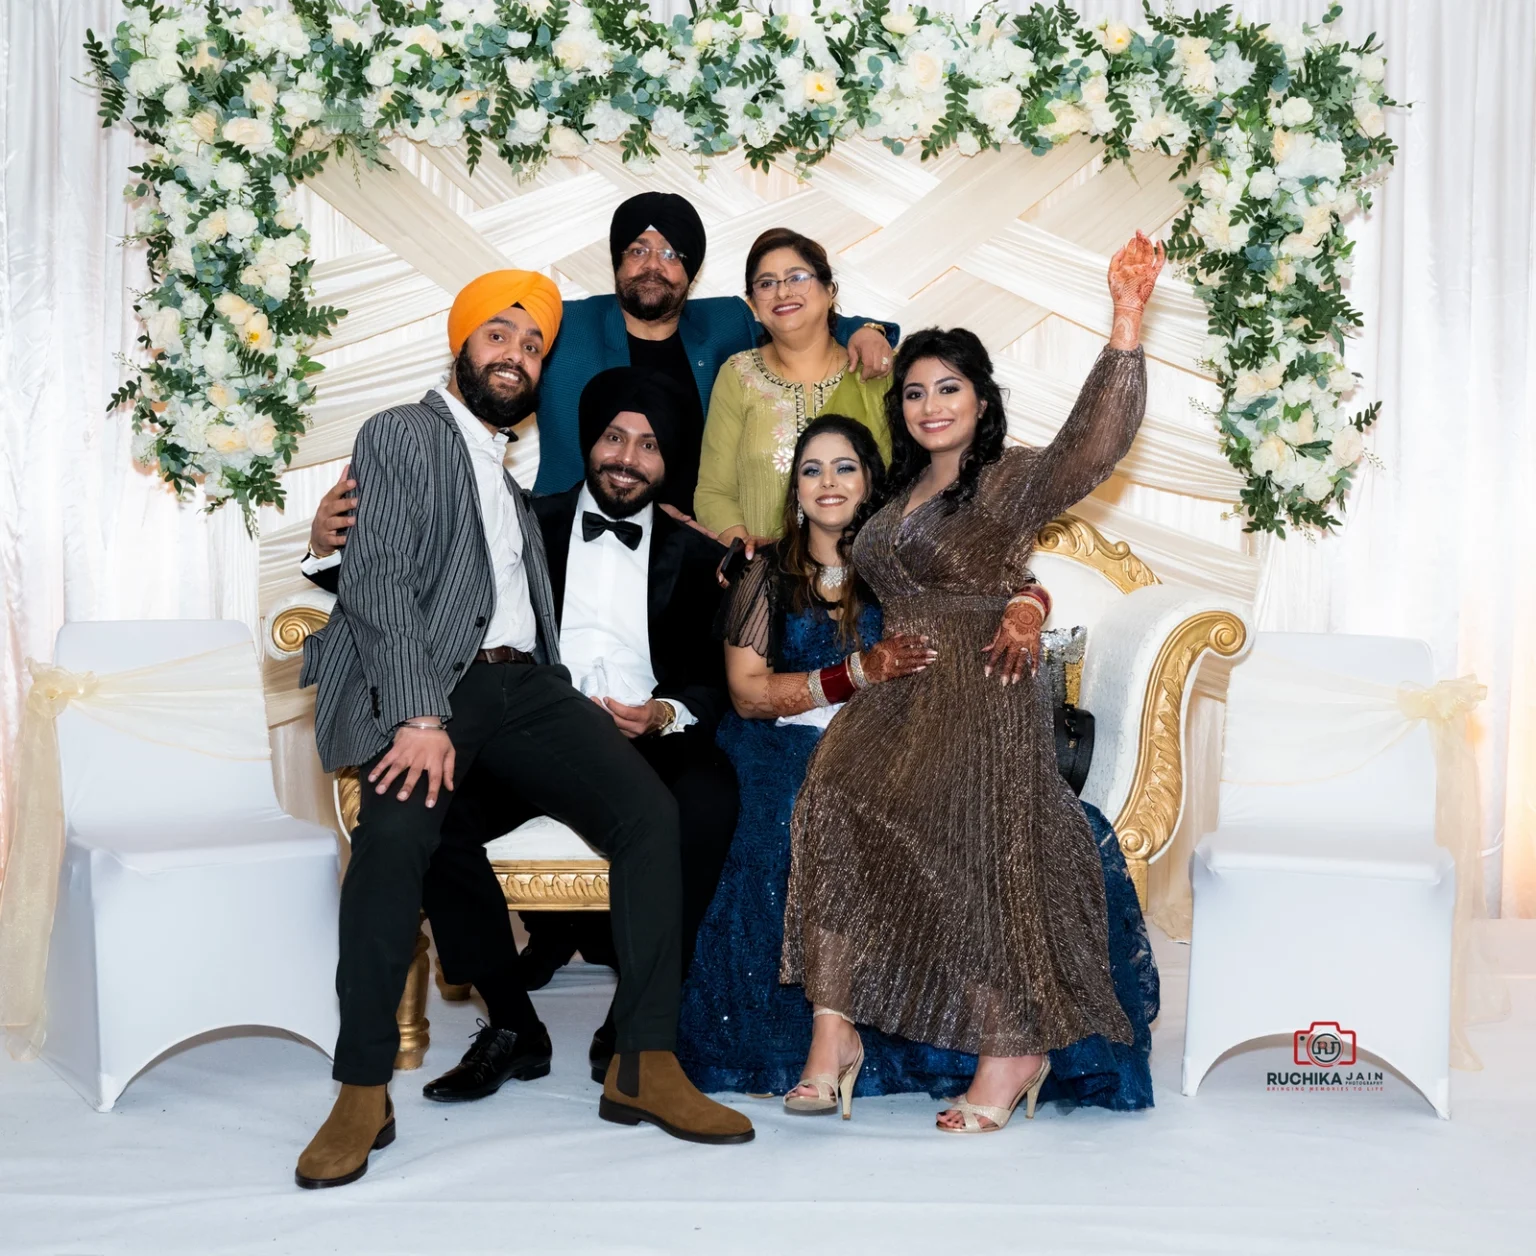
[783,232,1164,1131]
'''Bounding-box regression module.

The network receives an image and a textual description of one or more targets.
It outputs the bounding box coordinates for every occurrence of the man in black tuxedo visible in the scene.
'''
[303,367,738,1086]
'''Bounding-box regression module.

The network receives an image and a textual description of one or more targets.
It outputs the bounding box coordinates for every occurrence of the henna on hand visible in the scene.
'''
[981,596,1046,686]
[859,633,938,685]
[1107,231,1165,349]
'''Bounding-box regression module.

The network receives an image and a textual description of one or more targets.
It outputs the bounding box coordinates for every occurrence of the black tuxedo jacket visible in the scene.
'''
[303,485,731,738]
[532,486,730,737]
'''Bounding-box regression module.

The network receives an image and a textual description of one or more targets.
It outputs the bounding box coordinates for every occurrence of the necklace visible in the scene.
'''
[819,564,848,590]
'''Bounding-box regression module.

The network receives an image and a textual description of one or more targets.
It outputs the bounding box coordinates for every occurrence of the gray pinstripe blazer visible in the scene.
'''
[300,391,561,773]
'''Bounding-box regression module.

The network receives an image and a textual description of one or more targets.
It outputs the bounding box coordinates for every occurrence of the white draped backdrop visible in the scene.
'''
[3,0,1533,916]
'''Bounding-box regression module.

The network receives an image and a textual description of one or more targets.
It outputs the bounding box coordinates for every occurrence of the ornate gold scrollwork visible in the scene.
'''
[269,604,332,654]
[336,766,362,836]
[493,861,611,911]
[1035,514,1161,594]
[1113,610,1247,905]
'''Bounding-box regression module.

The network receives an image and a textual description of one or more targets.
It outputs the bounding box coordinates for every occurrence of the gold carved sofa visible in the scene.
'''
[264,513,1249,1065]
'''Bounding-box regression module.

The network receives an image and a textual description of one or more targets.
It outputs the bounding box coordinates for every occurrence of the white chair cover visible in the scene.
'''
[0,641,271,1057]
[1178,641,1508,1074]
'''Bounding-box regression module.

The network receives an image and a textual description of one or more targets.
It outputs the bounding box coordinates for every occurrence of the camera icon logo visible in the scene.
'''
[1294,1021,1357,1068]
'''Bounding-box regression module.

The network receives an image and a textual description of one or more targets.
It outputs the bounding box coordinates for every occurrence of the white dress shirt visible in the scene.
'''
[562,485,693,734]
[301,387,537,654]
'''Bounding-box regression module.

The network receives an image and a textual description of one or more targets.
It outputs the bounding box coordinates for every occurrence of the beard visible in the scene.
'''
[453,349,538,430]
[586,458,664,520]
[615,270,689,323]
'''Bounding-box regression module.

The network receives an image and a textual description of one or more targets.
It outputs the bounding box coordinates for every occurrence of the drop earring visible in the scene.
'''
[796,503,806,526]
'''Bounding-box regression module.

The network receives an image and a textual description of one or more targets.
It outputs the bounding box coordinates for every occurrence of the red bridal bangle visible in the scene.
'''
[817,662,857,705]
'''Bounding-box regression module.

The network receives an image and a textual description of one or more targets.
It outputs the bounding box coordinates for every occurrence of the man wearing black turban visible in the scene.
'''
[304,194,900,569]
[423,366,739,1087]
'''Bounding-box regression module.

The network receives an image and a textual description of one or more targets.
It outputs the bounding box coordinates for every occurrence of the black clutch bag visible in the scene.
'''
[1053,704,1096,796]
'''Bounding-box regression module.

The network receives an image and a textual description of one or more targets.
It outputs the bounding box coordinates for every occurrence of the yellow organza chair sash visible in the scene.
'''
[0,643,271,1058]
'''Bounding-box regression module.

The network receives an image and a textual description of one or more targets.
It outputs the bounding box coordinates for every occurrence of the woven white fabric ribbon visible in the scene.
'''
[1179,648,1508,1070]
[0,643,270,1058]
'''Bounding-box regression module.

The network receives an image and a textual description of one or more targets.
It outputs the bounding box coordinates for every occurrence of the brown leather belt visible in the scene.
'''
[474,646,535,665]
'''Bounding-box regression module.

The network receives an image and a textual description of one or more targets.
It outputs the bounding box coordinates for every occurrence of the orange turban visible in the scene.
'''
[447,269,563,355]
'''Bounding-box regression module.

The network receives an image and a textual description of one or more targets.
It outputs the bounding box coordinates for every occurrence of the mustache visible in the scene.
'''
[597,460,651,487]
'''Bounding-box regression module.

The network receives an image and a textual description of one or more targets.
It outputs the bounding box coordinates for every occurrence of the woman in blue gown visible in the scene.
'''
[678,416,1158,1110]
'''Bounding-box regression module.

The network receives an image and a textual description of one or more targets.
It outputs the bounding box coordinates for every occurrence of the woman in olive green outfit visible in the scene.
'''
[695,228,892,545]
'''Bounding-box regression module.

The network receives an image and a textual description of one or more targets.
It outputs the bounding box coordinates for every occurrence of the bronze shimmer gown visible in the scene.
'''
[782,346,1147,1058]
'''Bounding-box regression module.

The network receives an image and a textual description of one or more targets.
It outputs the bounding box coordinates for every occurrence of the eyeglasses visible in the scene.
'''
[752,271,817,296]
[623,244,683,265]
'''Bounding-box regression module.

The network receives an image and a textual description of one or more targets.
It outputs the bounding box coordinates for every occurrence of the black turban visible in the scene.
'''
[608,192,707,282]
[578,367,692,471]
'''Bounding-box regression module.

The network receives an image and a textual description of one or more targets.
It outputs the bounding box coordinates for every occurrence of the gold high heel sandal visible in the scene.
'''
[783,1008,864,1120]
[937,1058,1051,1134]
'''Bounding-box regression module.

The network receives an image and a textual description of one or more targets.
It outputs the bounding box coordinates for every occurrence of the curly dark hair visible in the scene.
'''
[776,414,887,642]
[884,327,1008,513]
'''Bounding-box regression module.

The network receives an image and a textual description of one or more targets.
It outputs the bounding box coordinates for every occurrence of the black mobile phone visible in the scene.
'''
[717,537,748,585]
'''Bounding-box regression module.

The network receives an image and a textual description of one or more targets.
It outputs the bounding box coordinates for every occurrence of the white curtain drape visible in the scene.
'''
[3,1,1532,918]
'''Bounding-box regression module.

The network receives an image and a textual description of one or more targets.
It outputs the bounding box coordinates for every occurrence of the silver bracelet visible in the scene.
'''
[807,669,829,708]
[847,651,868,689]
[400,718,444,732]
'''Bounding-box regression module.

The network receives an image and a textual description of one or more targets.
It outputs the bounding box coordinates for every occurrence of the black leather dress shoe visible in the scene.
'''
[589,1018,617,1085]
[422,1021,552,1103]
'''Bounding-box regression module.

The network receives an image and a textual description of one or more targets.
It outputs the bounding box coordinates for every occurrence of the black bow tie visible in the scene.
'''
[582,511,643,550]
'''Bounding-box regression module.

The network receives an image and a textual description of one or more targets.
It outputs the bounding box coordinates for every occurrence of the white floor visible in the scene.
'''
[3,924,1533,1256]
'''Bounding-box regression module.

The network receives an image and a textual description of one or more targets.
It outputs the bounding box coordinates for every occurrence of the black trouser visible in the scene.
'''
[522,727,739,984]
[332,661,682,1085]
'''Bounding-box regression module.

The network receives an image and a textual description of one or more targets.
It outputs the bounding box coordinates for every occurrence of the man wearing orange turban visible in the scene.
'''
[295,267,753,1190]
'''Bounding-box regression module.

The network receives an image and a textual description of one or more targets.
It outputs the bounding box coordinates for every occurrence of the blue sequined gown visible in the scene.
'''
[678,597,1159,1108]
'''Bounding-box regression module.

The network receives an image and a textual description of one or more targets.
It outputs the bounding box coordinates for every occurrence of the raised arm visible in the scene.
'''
[1011,232,1162,525]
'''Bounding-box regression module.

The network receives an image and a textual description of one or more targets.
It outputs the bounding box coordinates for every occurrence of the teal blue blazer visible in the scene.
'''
[530,294,897,497]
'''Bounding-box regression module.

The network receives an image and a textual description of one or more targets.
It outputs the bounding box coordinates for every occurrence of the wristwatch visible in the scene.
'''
[654,699,678,733]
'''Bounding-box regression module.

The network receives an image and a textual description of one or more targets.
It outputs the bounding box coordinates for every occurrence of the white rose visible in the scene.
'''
[145,305,184,353]
[1353,99,1386,138]
[1247,167,1278,200]
[1279,96,1314,126]
[902,49,943,95]
[190,110,220,143]
[1080,74,1109,106]
[1004,43,1037,79]
[212,159,248,192]
[163,83,191,116]
[203,333,237,379]
[803,71,841,104]
[1273,449,1311,489]
[692,18,718,48]
[1327,367,1356,394]
[402,24,445,58]
[331,17,365,45]
[205,381,235,410]
[1302,468,1335,502]
[215,290,256,325]
[548,124,588,157]
[955,130,981,157]
[197,208,229,242]
[259,262,291,300]
[206,422,248,455]
[881,12,918,37]
[222,116,275,152]
[969,84,1022,132]
[1250,434,1286,476]
[1198,167,1229,203]
[503,57,538,91]
[588,100,633,143]
[245,417,279,458]
[1359,53,1385,82]
[126,56,169,96]
[1329,426,1364,465]
[280,90,326,125]
[224,204,259,242]
[1099,23,1133,54]
[640,46,670,78]
[166,241,195,273]
[365,55,396,87]
[739,11,765,41]
[272,233,308,266]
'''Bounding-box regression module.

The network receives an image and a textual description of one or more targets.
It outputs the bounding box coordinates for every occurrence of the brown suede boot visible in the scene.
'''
[295,1084,395,1189]
[599,1051,754,1144]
